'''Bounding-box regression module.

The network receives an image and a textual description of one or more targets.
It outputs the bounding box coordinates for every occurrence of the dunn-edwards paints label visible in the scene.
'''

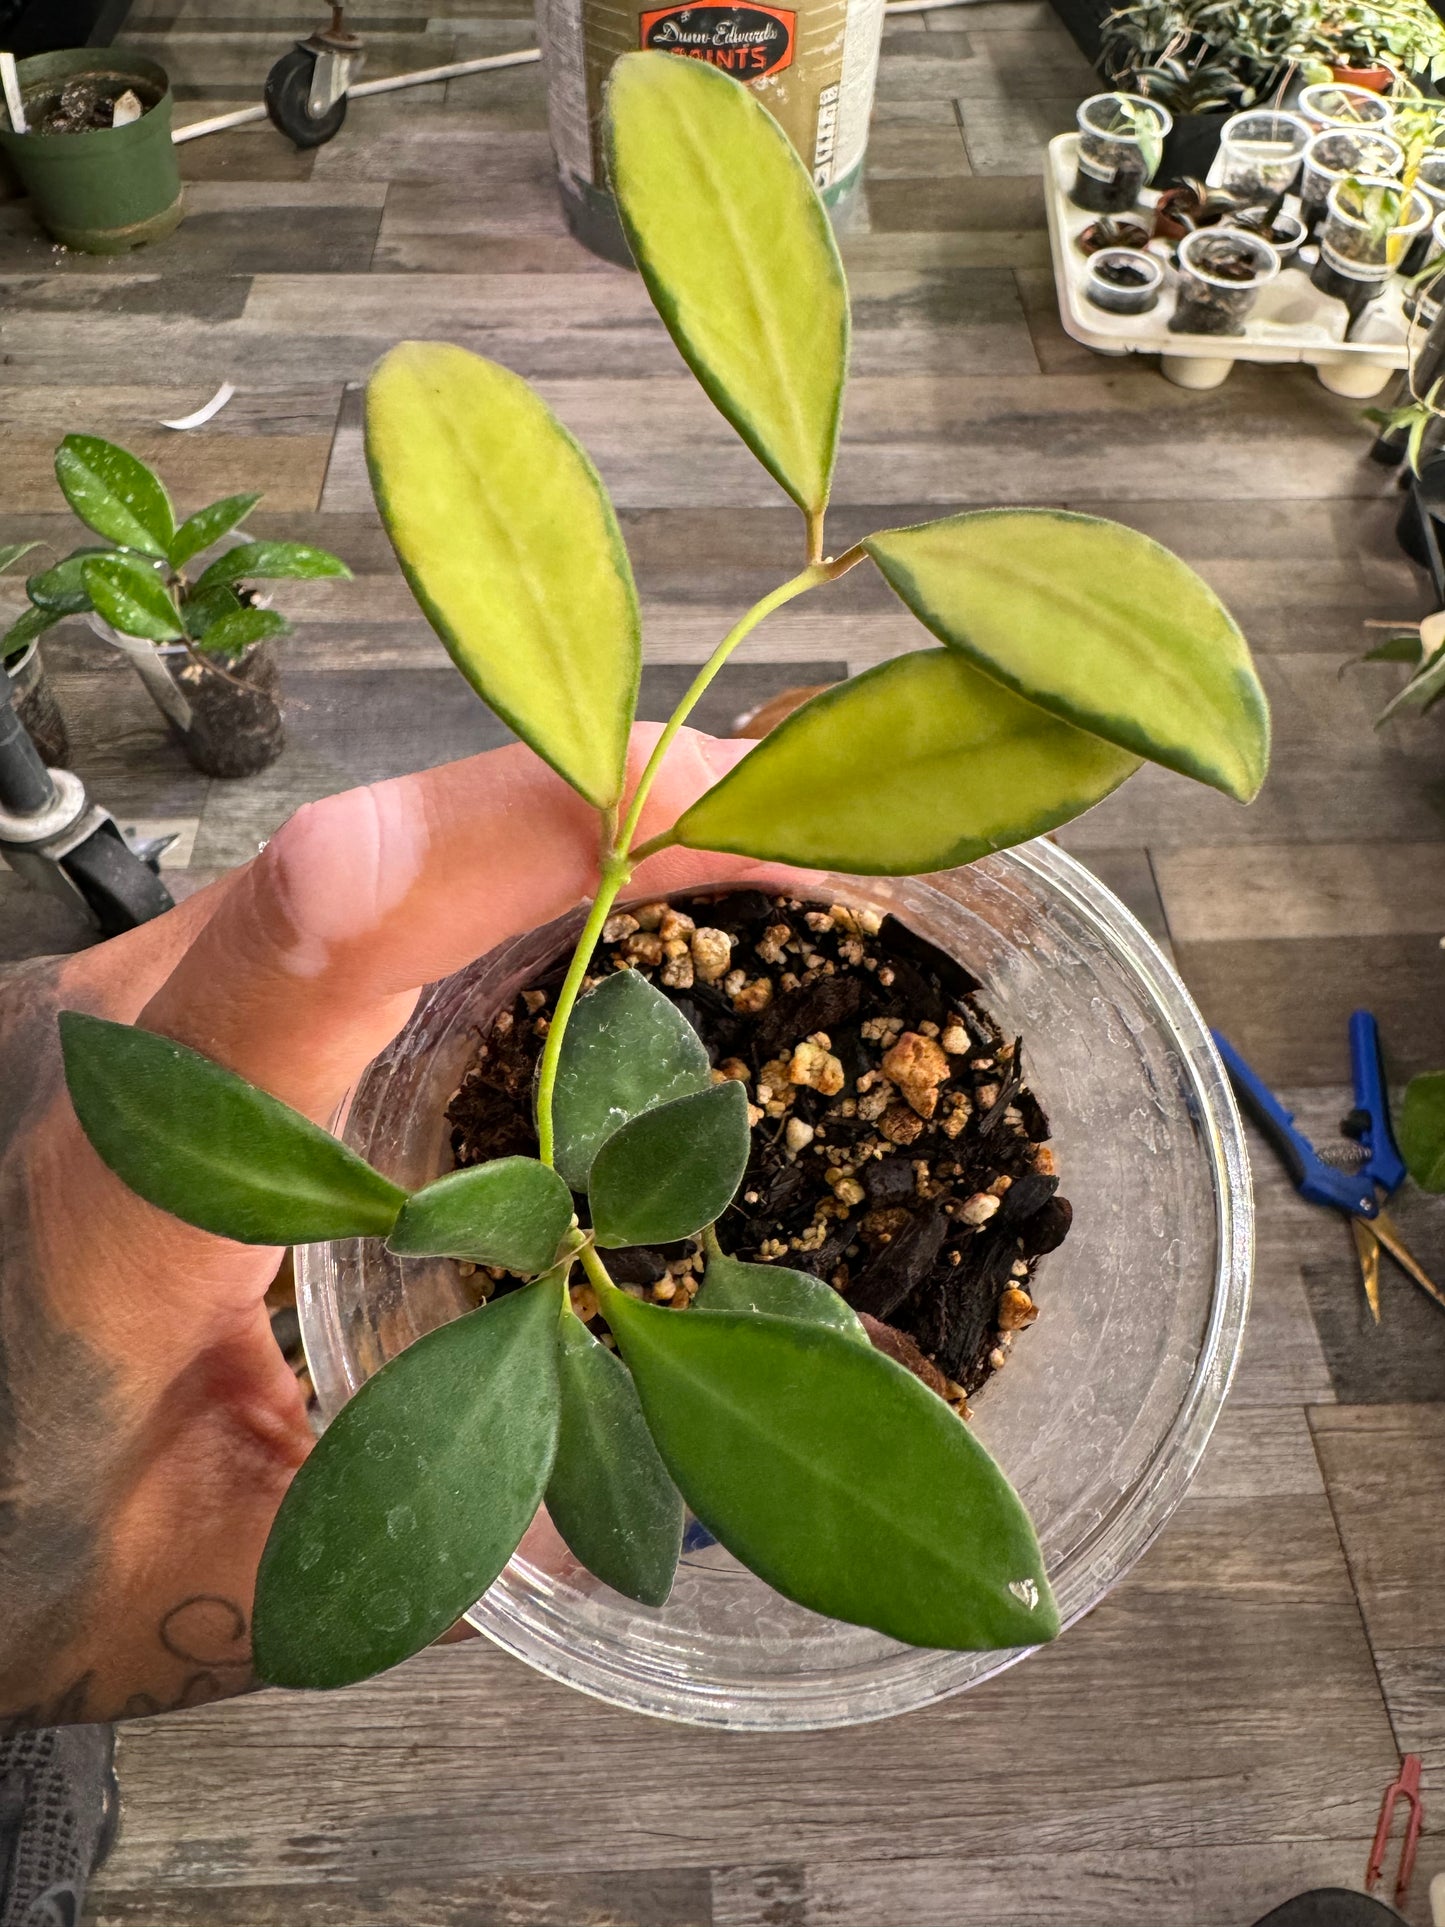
[539,0,888,202]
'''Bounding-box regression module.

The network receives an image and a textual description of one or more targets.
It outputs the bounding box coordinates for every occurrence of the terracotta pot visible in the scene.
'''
[1330,64,1394,93]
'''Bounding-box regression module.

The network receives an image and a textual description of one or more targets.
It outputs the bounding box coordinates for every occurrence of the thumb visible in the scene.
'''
[137,730,801,1123]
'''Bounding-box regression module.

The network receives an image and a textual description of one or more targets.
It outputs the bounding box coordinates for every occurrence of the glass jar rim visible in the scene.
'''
[1076,90,1173,140]
[1177,227,1281,286]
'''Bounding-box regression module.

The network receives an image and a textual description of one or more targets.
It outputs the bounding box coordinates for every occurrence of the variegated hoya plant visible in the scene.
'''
[59,53,1270,1690]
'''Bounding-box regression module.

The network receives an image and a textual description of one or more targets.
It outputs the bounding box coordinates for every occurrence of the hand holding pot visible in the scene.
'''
[0,727,775,1733]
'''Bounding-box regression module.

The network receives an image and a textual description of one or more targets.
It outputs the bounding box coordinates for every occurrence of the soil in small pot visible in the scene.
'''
[8,651,70,768]
[173,640,284,778]
[1170,236,1268,335]
[447,890,1072,1409]
[24,73,161,135]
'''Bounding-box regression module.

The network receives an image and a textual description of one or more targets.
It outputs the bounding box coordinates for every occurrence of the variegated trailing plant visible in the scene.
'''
[58,52,1271,1692]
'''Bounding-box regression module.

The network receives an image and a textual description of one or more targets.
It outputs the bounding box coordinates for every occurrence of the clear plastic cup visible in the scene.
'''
[1170,227,1281,337]
[1216,109,1311,202]
[1084,245,1164,314]
[1070,91,1172,215]
[1297,81,1395,133]
[1312,178,1432,321]
[1298,126,1403,233]
[1402,151,1445,276]
[297,845,1252,1731]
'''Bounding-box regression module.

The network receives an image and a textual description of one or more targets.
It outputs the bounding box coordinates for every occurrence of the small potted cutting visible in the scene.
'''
[57,53,1270,1696]
[1070,92,1172,213]
[1,541,69,767]
[1311,175,1433,323]
[4,441,350,778]
[1170,226,1281,334]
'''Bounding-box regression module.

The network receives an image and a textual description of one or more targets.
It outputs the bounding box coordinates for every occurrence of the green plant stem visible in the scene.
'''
[613,545,866,864]
[579,1241,617,1299]
[533,544,866,1170]
[806,507,826,565]
[534,855,633,1169]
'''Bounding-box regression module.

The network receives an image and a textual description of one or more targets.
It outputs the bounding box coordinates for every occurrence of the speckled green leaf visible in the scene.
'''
[552,969,712,1192]
[55,435,174,557]
[191,606,291,658]
[605,52,849,521]
[168,492,262,570]
[82,554,183,643]
[545,1311,683,1606]
[388,1158,574,1272]
[0,542,37,575]
[1400,1072,1445,1192]
[2,603,59,661]
[254,1275,564,1690]
[865,510,1270,804]
[59,1011,406,1244]
[696,1235,867,1342]
[367,341,640,809]
[589,1080,751,1248]
[194,539,349,594]
[674,648,1140,874]
[27,548,120,616]
[604,1291,1059,1650]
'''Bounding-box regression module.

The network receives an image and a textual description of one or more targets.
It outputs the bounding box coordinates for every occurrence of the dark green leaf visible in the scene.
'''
[194,539,351,593]
[545,1311,683,1606]
[388,1157,573,1272]
[82,554,183,643]
[674,649,1139,874]
[552,968,712,1191]
[864,509,1270,804]
[1400,1071,1445,1192]
[59,1011,407,1244]
[1364,635,1426,664]
[182,582,244,640]
[193,606,292,658]
[55,434,174,557]
[605,1293,1059,1650]
[696,1236,867,1342]
[254,1276,565,1689]
[2,603,59,661]
[27,548,123,616]
[168,491,262,570]
[0,541,38,574]
[366,342,640,810]
[605,52,849,523]
[588,1080,751,1248]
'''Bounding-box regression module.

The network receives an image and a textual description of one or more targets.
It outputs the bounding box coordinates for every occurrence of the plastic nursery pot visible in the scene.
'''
[1169,227,1280,338]
[537,0,888,268]
[1298,127,1403,235]
[170,643,284,778]
[1297,81,1395,132]
[4,640,70,769]
[1312,179,1432,325]
[1084,246,1164,315]
[1238,208,1306,262]
[1215,108,1311,203]
[1329,63,1394,92]
[1070,92,1172,216]
[296,847,1251,1731]
[0,50,183,254]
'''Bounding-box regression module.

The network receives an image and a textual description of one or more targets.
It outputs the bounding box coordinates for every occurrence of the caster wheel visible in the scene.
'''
[264,46,348,150]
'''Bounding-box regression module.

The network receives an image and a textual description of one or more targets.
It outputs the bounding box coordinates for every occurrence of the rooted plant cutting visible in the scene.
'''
[5,440,349,776]
[58,52,1270,1693]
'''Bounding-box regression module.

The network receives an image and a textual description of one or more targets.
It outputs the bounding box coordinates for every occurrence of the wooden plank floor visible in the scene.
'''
[2,2,1444,1920]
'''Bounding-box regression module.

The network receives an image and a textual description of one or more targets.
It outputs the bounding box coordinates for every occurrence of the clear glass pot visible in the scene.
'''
[297,841,1252,1731]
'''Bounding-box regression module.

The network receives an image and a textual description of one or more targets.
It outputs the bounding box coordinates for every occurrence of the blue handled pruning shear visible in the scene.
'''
[1213,1011,1445,1325]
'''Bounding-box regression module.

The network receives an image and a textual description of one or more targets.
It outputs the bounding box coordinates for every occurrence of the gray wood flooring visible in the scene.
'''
[1,1,1443,1920]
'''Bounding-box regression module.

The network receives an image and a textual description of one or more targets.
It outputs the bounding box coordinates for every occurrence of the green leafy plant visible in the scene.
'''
[1101,0,1302,109]
[1298,0,1445,80]
[56,52,1271,1692]
[1355,607,1445,721]
[2,437,349,671]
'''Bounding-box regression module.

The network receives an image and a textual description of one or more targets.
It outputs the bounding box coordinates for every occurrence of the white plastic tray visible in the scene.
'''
[1043,131,1411,394]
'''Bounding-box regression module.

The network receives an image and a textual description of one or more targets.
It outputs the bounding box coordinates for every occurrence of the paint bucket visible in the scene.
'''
[537,0,887,265]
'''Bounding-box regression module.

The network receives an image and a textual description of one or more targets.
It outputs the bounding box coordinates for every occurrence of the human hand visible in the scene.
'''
[0,727,775,1730]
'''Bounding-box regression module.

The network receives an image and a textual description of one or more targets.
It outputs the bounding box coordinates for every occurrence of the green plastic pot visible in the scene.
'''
[0,49,182,253]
